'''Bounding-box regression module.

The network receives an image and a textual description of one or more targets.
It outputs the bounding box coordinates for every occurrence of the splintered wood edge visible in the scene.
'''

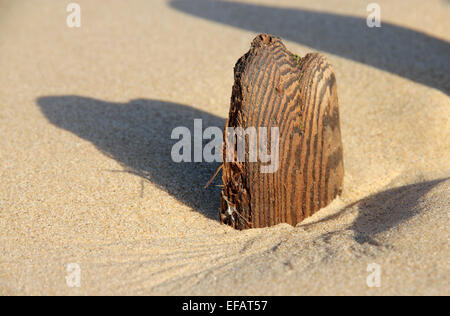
[221,34,344,229]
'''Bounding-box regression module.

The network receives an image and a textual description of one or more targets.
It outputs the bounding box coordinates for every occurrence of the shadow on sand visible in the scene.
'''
[170,0,450,94]
[37,94,447,235]
[37,96,225,220]
[302,178,448,244]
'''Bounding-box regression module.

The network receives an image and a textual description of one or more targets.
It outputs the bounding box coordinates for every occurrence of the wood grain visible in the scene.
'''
[220,34,344,229]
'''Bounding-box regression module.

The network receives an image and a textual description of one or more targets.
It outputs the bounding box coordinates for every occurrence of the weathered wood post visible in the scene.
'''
[220,34,344,229]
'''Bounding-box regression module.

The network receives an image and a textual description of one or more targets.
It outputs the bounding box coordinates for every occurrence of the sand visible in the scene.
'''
[0,0,449,295]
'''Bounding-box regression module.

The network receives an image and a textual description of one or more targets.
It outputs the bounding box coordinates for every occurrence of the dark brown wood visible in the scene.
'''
[220,34,344,229]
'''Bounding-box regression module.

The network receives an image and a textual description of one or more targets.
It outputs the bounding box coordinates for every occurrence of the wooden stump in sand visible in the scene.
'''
[220,34,344,229]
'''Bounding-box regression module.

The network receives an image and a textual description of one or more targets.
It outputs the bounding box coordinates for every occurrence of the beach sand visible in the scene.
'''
[0,0,449,295]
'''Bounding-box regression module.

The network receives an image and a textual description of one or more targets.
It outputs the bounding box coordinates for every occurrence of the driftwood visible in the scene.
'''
[220,34,344,229]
